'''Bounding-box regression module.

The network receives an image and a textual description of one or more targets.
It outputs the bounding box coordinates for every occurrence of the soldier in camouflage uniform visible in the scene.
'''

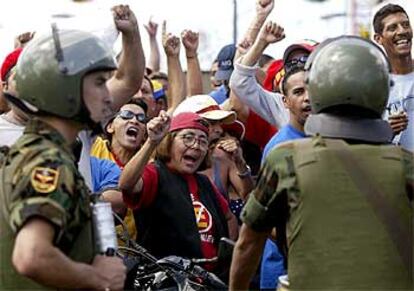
[229,36,414,290]
[0,28,127,290]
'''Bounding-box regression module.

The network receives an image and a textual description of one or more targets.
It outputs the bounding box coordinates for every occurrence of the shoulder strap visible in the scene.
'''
[324,139,412,273]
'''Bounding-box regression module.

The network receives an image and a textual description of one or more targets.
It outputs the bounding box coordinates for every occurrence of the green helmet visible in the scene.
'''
[304,36,393,143]
[14,27,117,123]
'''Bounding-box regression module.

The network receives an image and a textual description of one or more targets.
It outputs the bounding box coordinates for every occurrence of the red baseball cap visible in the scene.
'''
[169,112,209,135]
[283,39,318,63]
[263,59,284,92]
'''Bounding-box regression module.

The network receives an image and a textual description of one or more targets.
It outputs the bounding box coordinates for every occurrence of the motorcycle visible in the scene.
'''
[114,213,229,290]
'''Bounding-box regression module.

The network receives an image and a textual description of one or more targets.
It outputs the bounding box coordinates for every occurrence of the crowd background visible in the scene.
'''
[0,0,413,74]
[0,0,413,290]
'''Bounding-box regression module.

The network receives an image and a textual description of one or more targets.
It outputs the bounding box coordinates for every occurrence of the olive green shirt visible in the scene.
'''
[0,119,94,290]
[242,136,414,290]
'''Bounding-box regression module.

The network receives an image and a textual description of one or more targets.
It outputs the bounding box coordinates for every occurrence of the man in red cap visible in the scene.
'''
[230,21,317,129]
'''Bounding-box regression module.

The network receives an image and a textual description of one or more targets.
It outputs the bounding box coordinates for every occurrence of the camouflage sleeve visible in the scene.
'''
[241,146,294,232]
[8,158,78,240]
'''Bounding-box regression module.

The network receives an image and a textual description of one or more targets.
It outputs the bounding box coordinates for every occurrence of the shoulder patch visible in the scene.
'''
[30,167,59,194]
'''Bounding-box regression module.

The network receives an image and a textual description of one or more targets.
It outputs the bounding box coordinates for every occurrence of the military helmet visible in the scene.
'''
[304,36,393,143]
[14,26,117,123]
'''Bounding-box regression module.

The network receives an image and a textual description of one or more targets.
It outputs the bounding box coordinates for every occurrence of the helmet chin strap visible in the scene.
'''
[5,91,101,131]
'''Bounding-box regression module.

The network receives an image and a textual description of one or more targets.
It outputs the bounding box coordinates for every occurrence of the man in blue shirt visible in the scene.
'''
[260,62,309,289]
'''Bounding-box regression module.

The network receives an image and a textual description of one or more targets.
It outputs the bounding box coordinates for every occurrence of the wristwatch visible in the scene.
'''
[237,164,251,178]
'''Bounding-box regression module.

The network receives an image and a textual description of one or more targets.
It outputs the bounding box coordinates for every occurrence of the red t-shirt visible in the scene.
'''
[123,163,229,261]
[244,110,277,150]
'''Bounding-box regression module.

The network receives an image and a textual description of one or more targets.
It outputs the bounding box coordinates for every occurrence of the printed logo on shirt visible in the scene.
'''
[192,200,212,233]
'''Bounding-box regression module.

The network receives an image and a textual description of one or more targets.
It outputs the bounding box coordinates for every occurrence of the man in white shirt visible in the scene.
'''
[374,3,414,150]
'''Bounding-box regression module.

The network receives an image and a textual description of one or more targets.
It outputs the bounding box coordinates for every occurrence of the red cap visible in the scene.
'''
[263,59,284,92]
[169,112,209,135]
[1,48,23,81]
[222,120,245,140]
[282,39,318,63]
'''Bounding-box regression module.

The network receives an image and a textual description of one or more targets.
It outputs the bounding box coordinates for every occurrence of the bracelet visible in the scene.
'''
[237,164,251,178]
[186,54,197,59]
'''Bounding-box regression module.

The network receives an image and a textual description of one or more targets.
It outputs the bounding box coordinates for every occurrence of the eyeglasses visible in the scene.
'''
[284,55,308,74]
[117,110,147,123]
[177,133,209,149]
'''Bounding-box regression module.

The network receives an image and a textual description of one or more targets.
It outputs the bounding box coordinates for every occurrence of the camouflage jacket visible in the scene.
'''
[0,118,94,290]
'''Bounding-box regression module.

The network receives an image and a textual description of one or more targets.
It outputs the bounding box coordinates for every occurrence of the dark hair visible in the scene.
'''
[127,98,148,114]
[149,71,168,81]
[104,98,148,140]
[281,64,305,95]
[258,54,274,68]
[373,4,409,34]
[143,75,154,94]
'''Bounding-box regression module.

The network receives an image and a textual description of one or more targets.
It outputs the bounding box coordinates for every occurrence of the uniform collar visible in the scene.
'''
[24,118,75,158]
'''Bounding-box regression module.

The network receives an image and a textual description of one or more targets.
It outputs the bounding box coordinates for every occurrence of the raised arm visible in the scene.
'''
[182,29,203,96]
[108,5,145,110]
[162,22,186,113]
[234,0,274,61]
[144,18,161,73]
[230,21,288,127]
[242,21,284,66]
[119,110,170,196]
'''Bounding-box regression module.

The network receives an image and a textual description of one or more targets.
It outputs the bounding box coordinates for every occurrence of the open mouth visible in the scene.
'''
[126,127,139,138]
[302,105,312,113]
[182,154,200,168]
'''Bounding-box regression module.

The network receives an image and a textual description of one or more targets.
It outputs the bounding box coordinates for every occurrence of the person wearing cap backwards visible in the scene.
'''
[119,111,233,276]
[230,19,318,129]
[373,4,413,151]
[174,95,255,219]
[230,36,414,290]
[0,4,147,289]
[259,51,311,289]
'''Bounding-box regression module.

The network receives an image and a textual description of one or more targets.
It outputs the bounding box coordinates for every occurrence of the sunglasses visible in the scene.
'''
[117,110,147,123]
[284,55,308,74]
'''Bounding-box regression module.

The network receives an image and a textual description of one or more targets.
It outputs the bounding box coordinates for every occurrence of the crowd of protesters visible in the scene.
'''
[0,0,413,290]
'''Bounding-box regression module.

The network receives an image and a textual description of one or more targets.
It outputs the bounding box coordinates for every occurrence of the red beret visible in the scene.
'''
[1,48,23,81]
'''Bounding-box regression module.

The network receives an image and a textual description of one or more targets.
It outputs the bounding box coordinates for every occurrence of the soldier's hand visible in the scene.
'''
[181,29,199,58]
[144,17,158,38]
[92,255,126,291]
[258,21,285,45]
[147,110,170,144]
[256,0,274,18]
[388,111,408,135]
[111,5,138,35]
